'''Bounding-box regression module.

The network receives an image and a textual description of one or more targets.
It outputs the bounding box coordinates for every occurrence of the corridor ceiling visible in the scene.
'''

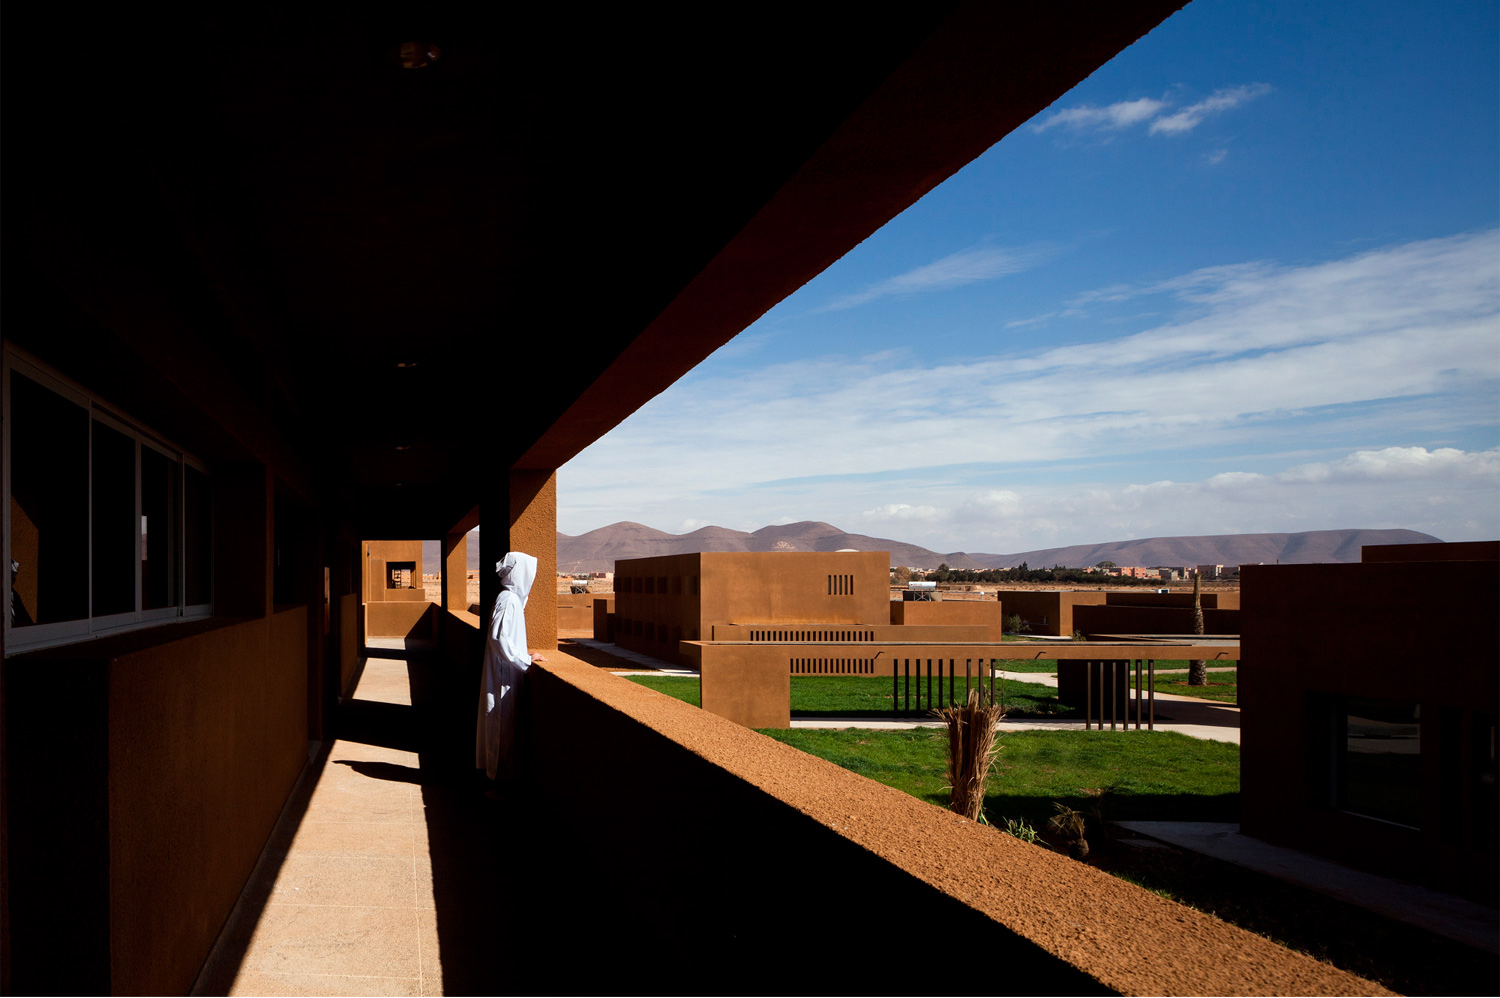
[10,2,1185,537]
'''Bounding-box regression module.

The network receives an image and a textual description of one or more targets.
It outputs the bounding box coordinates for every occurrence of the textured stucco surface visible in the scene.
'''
[530,650,1390,996]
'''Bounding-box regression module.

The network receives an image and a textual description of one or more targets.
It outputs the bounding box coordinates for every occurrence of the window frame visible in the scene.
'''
[4,348,213,655]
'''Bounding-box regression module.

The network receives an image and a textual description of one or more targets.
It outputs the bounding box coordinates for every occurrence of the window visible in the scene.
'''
[1337,696,1421,828]
[5,351,212,653]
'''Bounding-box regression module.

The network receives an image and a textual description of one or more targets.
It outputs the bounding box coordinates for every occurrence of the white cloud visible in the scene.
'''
[1149,84,1272,134]
[816,244,1048,312]
[1033,85,1270,140]
[861,503,942,523]
[560,231,1500,549]
[1032,97,1169,132]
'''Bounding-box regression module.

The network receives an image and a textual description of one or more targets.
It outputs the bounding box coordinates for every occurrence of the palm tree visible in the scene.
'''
[1188,572,1207,685]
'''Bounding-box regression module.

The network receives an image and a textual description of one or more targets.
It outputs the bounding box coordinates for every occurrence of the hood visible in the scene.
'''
[496,552,537,607]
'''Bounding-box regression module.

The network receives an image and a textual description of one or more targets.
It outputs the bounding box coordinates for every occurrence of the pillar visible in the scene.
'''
[479,469,557,653]
[442,529,470,614]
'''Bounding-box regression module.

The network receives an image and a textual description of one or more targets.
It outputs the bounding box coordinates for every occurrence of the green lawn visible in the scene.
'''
[622,673,1075,717]
[1154,668,1238,704]
[624,674,701,706]
[993,659,1060,673]
[756,727,1240,828]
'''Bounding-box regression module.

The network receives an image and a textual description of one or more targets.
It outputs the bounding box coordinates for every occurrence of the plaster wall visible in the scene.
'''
[1073,605,1240,637]
[889,599,1006,641]
[478,470,558,653]
[5,611,309,995]
[1362,540,1500,563]
[591,596,615,640]
[1104,591,1233,609]
[615,551,889,666]
[1240,559,1498,903]
[995,591,1107,636]
[556,594,597,631]
[365,599,437,639]
[340,592,360,693]
[363,540,424,603]
[522,652,1384,995]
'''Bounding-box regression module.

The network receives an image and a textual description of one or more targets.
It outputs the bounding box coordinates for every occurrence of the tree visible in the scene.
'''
[1188,572,1207,685]
[1095,560,1116,569]
[891,566,911,585]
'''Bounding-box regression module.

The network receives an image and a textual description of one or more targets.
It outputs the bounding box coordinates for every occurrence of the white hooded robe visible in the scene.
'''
[476,551,537,780]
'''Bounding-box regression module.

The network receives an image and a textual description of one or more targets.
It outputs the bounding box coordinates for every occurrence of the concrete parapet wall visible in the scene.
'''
[1103,591,1233,609]
[365,599,437,639]
[1074,605,1239,637]
[5,610,310,995]
[890,598,1007,641]
[523,652,1384,995]
[996,590,1107,636]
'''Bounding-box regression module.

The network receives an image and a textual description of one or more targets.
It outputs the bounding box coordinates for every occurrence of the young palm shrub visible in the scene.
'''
[1047,802,1090,860]
[936,687,1004,822]
[1188,572,1207,685]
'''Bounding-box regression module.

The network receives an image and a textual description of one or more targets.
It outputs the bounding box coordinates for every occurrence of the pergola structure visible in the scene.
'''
[2,4,1308,993]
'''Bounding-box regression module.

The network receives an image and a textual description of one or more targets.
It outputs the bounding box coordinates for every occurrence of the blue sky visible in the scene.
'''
[560,0,1499,555]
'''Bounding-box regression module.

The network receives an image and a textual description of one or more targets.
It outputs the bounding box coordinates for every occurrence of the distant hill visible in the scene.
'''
[963,528,1442,571]
[551,521,1443,574]
[556,520,953,574]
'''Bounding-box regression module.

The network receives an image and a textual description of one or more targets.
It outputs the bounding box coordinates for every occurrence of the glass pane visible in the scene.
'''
[92,419,136,618]
[1341,696,1421,828]
[184,465,212,606]
[9,371,88,625]
[141,447,178,611]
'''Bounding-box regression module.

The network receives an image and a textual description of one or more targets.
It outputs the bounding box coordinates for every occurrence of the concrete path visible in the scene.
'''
[194,646,624,996]
[1116,822,1500,955]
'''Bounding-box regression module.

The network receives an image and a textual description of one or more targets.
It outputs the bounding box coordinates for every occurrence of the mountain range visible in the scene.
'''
[549,521,1442,574]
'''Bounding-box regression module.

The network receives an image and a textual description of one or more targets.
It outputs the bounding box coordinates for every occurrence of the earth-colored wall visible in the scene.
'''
[1362,540,1499,563]
[615,551,890,666]
[556,594,598,631]
[1240,558,1498,904]
[5,611,309,995]
[995,590,1107,636]
[365,599,437,639]
[889,599,1006,641]
[1073,604,1240,637]
[1103,591,1234,609]
[363,539,424,602]
[523,652,1385,995]
[340,592,360,693]
[591,596,616,640]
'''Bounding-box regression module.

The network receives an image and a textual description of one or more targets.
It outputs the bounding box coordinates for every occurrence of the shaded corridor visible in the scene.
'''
[194,643,635,996]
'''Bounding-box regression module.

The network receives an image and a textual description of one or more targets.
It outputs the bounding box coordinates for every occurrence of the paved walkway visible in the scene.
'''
[193,644,621,996]
[1116,822,1500,955]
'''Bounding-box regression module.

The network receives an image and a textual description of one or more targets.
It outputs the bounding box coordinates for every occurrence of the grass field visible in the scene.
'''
[623,668,1488,994]
[1155,668,1238,704]
[757,726,1240,827]
[623,673,1076,717]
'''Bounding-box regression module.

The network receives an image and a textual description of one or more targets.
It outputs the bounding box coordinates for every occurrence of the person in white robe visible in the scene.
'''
[476,551,546,781]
